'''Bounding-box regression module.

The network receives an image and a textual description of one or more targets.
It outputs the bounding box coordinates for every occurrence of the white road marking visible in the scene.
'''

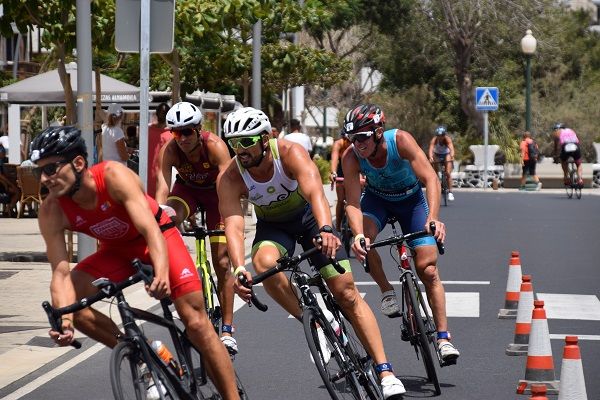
[353,281,490,285]
[537,293,600,320]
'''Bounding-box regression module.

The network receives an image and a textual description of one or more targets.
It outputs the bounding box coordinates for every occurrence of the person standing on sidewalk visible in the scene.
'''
[29,126,239,399]
[519,131,541,190]
[218,106,407,399]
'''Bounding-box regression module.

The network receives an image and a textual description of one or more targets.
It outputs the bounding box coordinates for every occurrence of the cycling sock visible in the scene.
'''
[375,362,394,374]
[437,331,451,340]
[221,324,235,335]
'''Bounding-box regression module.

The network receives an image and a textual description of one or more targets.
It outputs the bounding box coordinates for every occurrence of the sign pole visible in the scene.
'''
[138,0,150,191]
[483,111,489,190]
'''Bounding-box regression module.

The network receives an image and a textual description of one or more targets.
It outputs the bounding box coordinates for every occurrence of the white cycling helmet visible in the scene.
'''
[166,102,203,129]
[223,107,271,139]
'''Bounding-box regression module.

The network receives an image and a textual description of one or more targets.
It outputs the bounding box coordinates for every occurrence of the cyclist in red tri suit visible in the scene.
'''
[30,126,239,400]
[156,101,238,354]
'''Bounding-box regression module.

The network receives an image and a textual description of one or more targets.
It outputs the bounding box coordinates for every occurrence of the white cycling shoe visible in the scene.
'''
[140,363,166,400]
[448,192,455,201]
[381,290,401,317]
[221,335,239,355]
[381,375,406,399]
[310,326,332,365]
[439,341,460,364]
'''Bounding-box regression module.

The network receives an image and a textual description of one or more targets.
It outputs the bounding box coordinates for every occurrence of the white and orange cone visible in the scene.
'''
[557,336,588,400]
[507,275,535,355]
[499,250,522,318]
[517,300,560,395]
[530,384,548,400]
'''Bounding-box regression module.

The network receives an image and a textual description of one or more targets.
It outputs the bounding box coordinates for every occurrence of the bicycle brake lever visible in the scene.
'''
[238,275,268,312]
[42,301,82,349]
[329,257,345,274]
[359,238,370,273]
[428,221,445,255]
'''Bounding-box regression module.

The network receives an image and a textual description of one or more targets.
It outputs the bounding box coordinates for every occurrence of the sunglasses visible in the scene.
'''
[228,136,262,150]
[171,128,196,139]
[347,131,375,143]
[33,161,68,179]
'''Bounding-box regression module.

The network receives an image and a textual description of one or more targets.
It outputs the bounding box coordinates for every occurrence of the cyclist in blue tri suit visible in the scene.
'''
[341,104,460,364]
[427,125,455,201]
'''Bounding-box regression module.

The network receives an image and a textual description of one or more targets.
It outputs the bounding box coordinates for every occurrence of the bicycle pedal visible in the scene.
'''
[440,357,458,367]
[386,311,401,319]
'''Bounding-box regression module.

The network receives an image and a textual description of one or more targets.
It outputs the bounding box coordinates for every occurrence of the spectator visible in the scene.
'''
[147,102,171,198]
[520,131,541,190]
[284,118,313,153]
[270,126,280,139]
[125,125,138,151]
[97,103,128,165]
[0,131,9,162]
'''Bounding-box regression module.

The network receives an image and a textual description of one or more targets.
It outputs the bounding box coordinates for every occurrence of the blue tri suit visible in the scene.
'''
[357,129,436,248]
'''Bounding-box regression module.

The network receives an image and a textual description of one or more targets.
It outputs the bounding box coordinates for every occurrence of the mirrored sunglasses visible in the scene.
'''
[32,161,68,179]
[171,128,196,139]
[228,136,262,149]
[347,131,375,143]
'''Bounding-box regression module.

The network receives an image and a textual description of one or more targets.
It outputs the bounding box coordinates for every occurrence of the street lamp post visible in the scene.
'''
[521,29,537,132]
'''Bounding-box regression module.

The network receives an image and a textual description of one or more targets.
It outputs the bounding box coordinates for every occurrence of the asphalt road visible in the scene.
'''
[5,190,600,400]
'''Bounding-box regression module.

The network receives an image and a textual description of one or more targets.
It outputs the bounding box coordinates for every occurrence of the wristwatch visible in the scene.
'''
[319,225,334,234]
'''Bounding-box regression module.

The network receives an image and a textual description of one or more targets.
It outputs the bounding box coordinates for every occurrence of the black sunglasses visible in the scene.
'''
[347,130,375,143]
[171,128,196,139]
[33,161,69,179]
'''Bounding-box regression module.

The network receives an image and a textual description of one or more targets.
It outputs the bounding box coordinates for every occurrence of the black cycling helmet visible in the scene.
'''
[343,104,385,135]
[435,125,447,136]
[29,126,87,163]
[553,122,566,130]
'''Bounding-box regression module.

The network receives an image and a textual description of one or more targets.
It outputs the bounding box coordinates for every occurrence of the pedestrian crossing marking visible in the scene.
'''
[536,293,600,320]
[477,89,497,107]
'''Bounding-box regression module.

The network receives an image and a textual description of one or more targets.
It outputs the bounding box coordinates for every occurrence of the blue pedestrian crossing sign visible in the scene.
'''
[475,87,499,111]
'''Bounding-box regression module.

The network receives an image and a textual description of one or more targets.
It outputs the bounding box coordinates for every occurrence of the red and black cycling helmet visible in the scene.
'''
[343,104,385,135]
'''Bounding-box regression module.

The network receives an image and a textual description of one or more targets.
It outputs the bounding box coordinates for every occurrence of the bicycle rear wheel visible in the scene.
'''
[111,341,181,400]
[566,167,575,198]
[403,278,441,395]
[303,308,365,400]
[573,170,582,199]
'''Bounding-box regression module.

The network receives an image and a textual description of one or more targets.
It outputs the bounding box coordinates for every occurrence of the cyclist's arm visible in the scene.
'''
[206,133,232,174]
[396,130,444,238]
[156,142,174,204]
[217,162,247,269]
[447,137,455,160]
[341,148,364,237]
[330,140,341,180]
[105,162,170,298]
[39,198,76,315]
[116,137,129,162]
[427,137,436,161]
[552,131,560,157]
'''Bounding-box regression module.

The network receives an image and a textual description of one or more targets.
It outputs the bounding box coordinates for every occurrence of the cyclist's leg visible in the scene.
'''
[204,195,236,343]
[445,155,454,193]
[560,147,570,181]
[574,148,584,185]
[167,231,239,399]
[251,221,303,318]
[70,249,142,348]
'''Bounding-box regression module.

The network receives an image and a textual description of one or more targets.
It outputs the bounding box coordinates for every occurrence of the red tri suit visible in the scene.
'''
[58,162,201,299]
[168,131,223,231]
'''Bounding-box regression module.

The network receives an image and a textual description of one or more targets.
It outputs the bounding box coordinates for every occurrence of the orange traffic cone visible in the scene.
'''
[499,251,522,318]
[530,384,548,400]
[558,336,588,400]
[517,300,560,395]
[507,275,534,355]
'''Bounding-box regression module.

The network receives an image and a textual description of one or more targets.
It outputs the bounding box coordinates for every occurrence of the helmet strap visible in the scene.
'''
[66,162,83,197]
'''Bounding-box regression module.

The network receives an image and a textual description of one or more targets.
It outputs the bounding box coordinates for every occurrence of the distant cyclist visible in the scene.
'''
[329,131,352,231]
[427,125,455,201]
[552,123,583,186]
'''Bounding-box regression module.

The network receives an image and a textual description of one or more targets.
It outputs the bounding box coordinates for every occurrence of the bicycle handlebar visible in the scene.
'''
[240,238,346,312]
[362,222,445,272]
[41,259,154,349]
[181,227,225,239]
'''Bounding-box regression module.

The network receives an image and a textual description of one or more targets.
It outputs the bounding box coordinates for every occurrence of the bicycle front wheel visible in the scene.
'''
[111,341,180,400]
[303,308,364,400]
[403,278,441,395]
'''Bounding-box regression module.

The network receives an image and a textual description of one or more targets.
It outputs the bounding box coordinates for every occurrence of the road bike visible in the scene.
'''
[364,220,447,396]
[565,157,582,199]
[42,259,229,399]
[242,243,383,399]
[181,207,249,399]
[434,157,449,206]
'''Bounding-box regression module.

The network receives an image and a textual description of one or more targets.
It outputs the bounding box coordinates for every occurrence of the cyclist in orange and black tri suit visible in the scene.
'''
[156,101,238,354]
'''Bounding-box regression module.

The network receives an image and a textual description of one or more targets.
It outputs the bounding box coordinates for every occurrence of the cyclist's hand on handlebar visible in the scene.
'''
[313,232,340,259]
[351,235,370,262]
[147,274,170,300]
[233,270,253,303]
[49,319,75,347]
[427,219,446,243]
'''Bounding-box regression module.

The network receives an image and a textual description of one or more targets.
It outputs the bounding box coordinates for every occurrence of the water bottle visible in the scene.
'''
[323,308,348,346]
[151,340,183,377]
